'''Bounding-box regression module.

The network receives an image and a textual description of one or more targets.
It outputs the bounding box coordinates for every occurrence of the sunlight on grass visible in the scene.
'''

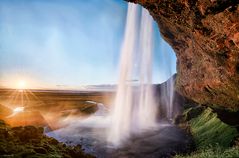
[13,107,24,113]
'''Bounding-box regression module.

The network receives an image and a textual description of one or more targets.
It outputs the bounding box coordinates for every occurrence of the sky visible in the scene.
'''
[0,0,176,89]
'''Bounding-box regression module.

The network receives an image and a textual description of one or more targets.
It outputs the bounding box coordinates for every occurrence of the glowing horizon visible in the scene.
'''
[0,0,176,89]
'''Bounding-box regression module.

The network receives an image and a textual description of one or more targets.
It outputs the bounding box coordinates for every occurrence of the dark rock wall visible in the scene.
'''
[127,0,239,111]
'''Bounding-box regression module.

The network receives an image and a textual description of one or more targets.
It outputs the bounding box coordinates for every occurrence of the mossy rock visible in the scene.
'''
[175,146,239,158]
[174,106,205,125]
[0,120,95,158]
[175,107,239,158]
[189,108,238,149]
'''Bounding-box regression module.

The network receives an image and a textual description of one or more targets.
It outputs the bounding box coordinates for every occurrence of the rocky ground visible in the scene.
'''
[0,120,94,158]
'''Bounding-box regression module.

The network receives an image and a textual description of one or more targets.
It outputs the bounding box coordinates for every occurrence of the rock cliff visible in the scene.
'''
[127,0,239,111]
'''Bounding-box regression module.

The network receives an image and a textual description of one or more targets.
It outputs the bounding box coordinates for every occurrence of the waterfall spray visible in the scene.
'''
[159,40,175,120]
[136,8,156,130]
[107,3,138,146]
[108,3,157,146]
[166,77,174,120]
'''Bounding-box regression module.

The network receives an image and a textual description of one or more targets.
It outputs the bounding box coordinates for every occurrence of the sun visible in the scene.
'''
[17,80,27,90]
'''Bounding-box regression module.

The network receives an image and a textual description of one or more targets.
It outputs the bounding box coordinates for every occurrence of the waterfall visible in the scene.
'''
[160,40,175,120]
[166,77,174,120]
[45,3,177,153]
[108,3,157,146]
[136,8,156,131]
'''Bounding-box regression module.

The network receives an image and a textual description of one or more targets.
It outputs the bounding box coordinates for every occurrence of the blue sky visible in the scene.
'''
[0,0,176,89]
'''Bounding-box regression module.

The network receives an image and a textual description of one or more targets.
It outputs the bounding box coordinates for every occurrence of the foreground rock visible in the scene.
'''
[127,0,239,111]
[0,120,94,158]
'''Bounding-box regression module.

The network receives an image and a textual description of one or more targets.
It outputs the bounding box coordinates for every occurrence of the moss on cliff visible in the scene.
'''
[189,108,238,149]
[175,107,239,158]
[175,146,239,158]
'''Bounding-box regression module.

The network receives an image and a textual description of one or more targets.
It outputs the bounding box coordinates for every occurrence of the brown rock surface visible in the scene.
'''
[127,0,239,111]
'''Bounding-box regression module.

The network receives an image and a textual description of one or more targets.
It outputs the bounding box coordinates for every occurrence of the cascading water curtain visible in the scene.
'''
[108,3,157,147]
